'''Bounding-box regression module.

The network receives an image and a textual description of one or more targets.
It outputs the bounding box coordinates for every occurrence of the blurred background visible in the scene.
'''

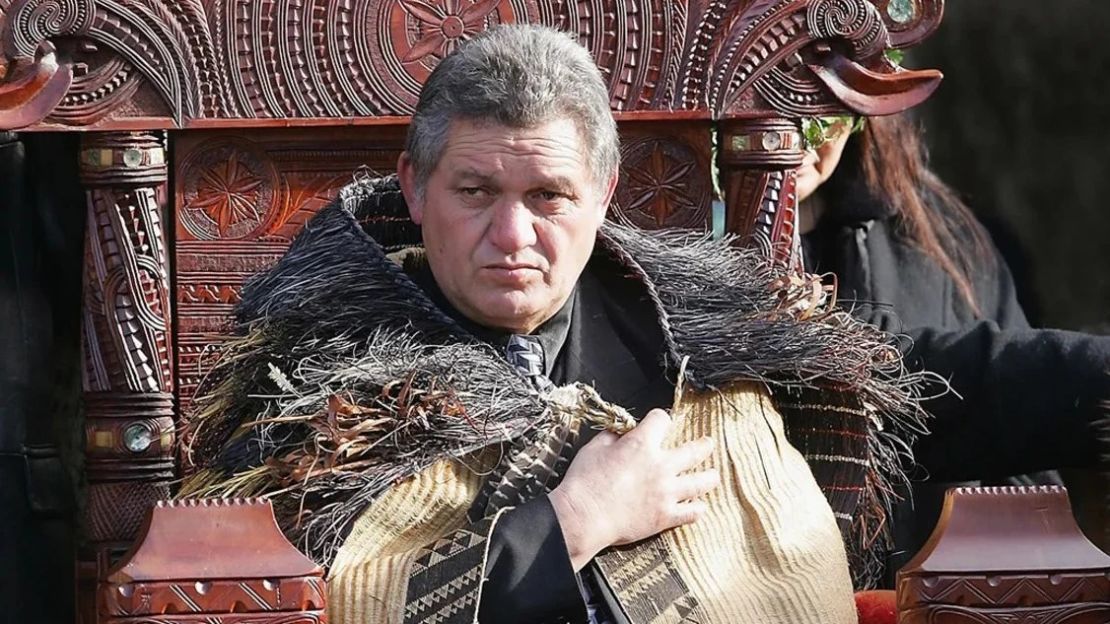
[914,0,1110,333]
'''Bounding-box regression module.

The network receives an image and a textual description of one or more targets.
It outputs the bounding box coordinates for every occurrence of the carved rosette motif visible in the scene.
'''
[172,130,406,421]
[371,0,536,110]
[612,137,711,229]
[179,139,279,240]
[80,130,176,620]
[394,0,512,66]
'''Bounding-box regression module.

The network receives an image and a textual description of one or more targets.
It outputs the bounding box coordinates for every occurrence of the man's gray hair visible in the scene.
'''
[404,24,619,193]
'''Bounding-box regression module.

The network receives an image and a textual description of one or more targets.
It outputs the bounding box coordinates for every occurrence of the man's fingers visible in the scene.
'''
[624,408,671,448]
[669,436,715,472]
[668,500,708,527]
[673,469,720,502]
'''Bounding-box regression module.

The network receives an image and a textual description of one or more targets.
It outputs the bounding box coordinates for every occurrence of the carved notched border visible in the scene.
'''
[0,0,945,129]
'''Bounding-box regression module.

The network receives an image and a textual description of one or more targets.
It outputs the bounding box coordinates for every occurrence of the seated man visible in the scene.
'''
[180,24,1104,624]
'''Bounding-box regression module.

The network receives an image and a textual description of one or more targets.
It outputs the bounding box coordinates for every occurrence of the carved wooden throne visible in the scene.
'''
[0,1,949,621]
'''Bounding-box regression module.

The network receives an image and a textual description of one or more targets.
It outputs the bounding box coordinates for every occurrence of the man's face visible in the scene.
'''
[398,118,617,334]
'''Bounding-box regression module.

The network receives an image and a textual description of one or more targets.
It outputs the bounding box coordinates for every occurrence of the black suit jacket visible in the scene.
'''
[477,252,674,624]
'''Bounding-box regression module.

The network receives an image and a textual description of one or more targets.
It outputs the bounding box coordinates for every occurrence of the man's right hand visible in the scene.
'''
[547,408,719,571]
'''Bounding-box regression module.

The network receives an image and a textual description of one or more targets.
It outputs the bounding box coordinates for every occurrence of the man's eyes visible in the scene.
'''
[453,186,570,205]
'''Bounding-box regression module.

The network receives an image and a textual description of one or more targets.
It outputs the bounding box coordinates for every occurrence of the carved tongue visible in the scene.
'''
[807,52,943,116]
[0,41,73,130]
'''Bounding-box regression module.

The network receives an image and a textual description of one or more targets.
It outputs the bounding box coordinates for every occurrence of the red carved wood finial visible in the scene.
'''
[0,41,72,129]
[99,498,326,623]
[898,486,1110,624]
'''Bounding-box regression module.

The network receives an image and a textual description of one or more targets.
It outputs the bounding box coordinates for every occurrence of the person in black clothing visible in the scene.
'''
[797,114,1110,576]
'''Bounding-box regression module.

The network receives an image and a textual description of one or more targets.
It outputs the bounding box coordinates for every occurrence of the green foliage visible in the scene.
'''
[802,116,866,150]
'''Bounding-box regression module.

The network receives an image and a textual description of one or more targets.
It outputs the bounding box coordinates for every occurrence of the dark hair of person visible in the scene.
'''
[856,113,993,316]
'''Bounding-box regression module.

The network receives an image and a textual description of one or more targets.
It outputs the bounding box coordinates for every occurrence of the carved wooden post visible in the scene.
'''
[718,119,806,268]
[78,131,175,623]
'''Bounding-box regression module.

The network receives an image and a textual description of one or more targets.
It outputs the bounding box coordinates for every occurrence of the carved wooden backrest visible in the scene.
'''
[1,1,947,621]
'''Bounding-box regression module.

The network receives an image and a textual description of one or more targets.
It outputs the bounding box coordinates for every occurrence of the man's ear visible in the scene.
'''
[397,152,424,225]
[597,171,619,223]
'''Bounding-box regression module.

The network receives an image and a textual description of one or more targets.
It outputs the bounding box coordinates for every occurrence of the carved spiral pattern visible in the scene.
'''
[10,0,92,57]
[806,0,886,59]
[807,0,869,38]
[1,0,904,124]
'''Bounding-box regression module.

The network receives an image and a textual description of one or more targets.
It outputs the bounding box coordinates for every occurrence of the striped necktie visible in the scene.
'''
[505,333,612,623]
[505,334,554,392]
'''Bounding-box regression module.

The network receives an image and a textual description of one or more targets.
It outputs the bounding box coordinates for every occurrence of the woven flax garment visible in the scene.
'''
[182,176,932,622]
[327,382,857,624]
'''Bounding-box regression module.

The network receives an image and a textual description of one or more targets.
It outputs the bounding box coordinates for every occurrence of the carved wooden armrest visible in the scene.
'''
[98,499,326,623]
[897,486,1110,623]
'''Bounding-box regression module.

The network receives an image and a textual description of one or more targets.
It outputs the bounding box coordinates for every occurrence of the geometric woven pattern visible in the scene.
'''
[403,515,497,624]
[593,384,858,624]
[596,540,708,624]
[777,387,872,535]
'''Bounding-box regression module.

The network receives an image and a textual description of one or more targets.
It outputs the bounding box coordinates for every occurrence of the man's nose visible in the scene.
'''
[487,198,537,253]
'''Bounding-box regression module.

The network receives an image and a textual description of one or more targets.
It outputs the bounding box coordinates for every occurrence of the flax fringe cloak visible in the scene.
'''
[181,176,936,623]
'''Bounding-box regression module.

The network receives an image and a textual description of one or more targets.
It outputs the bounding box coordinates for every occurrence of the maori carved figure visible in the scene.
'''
[80,130,176,623]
